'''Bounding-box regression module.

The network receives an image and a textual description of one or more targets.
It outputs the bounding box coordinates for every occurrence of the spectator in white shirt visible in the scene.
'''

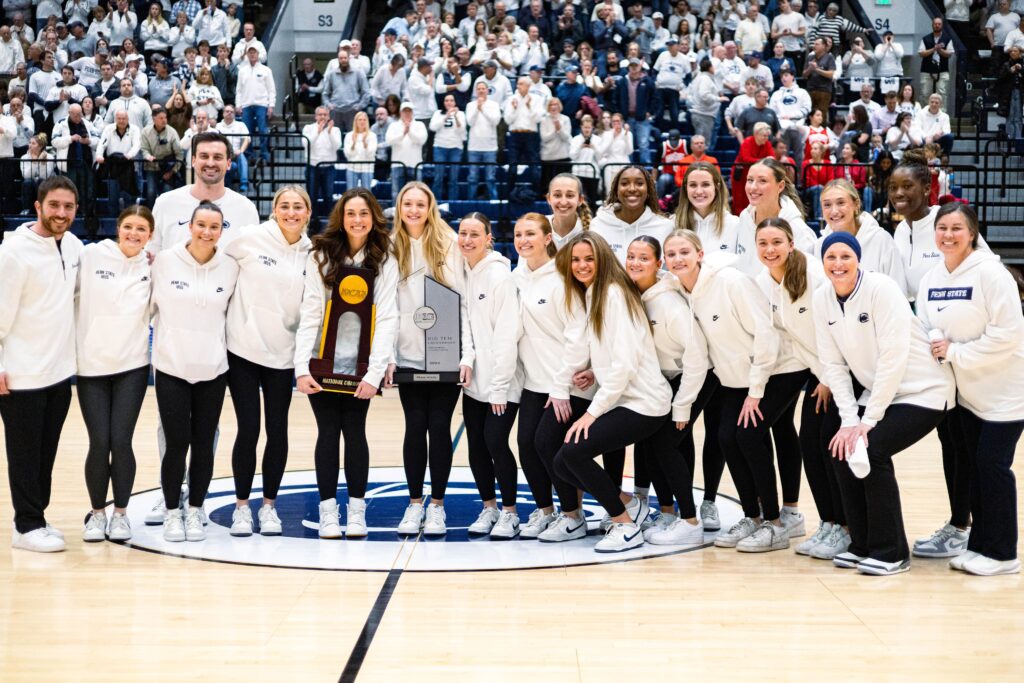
[885,111,924,161]
[168,11,196,62]
[914,92,953,155]
[236,45,275,162]
[465,80,500,200]
[428,94,465,200]
[44,65,88,123]
[104,77,153,129]
[0,25,24,73]
[504,75,543,189]
[407,57,439,126]
[215,103,250,191]
[302,106,342,217]
[715,41,746,95]
[343,40,372,75]
[343,110,377,191]
[371,53,408,107]
[187,67,224,121]
[540,96,572,185]
[140,4,172,61]
[194,0,232,48]
[108,0,138,49]
[735,4,769,56]
[231,23,266,64]
[474,60,512,107]
[987,0,1021,72]
[874,30,904,77]
[97,108,140,196]
[385,101,427,198]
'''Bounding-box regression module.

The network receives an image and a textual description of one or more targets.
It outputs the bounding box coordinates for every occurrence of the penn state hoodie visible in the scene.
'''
[589,205,674,263]
[894,204,991,298]
[464,250,523,405]
[735,195,817,276]
[756,255,830,379]
[689,209,742,255]
[816,211,908,297]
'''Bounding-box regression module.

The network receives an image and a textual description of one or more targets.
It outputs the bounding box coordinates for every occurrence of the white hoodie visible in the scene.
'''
[816,212,909,297]
[641,271,709,422]
[689,210,742,255]
[76,239,151,377]
[392,234,475,370]
[545,214,584,251]
[225,220,311,370]
[513,258,595,399]
[684,257,779,398]
[293,248,400,388]
[735,196,816,276]
[589,206,674,263]
[813,270,954,428]
[917,251,1024,422]
[756,256,829,379]
[0,224,82,390]
[894,205,991,298]
[551,283,672,418]
[464,251,523,404]
[151,242,240,383]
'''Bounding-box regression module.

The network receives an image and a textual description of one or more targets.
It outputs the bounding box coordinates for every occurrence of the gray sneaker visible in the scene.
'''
[780,508,806,538]
[520,509,556,539]
[810,525,851,560]
[714,517,758,548]
[700,500,721,531]
[736,521,790,553]
[913,523,969,558]
[642,512,678,542]
[796,521,833,555]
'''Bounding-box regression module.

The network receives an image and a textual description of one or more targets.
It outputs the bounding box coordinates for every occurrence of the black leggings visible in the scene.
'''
[700,386,725,502]
[717,371,810,521]
[534,395,595,513]
[227,352,295,500]
[155,371,227,510]
[462,395,519,508]
[309,390,373,500]
[517,389,555,509]
[0,380,72,533]
[397,375,462,500]
[77,366,148,510]
[955,409,1023,562]
[552,407,667,518]
[638,372,720,519]
[771,394,803,504]
[937,407,972,528]
[836,403,945,563]
[799,374,845,525]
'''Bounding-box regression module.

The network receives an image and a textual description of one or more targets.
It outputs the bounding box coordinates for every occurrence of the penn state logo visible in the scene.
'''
[859,312,870,323]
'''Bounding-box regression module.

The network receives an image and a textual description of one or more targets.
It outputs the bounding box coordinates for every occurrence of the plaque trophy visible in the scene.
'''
[309,266,379,394]
[393,276,462,383]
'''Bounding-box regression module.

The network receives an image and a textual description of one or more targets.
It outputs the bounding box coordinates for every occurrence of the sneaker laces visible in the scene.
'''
[86,513,105,531]
[497,510,516,527]
[426,505,444,526]
[701,502,719,521]
[525,508,543,526]
[261,506,281,524]
[472,508,495,525]
[930,524,958,543]
[185,510,203,531]
[322,506,341,525]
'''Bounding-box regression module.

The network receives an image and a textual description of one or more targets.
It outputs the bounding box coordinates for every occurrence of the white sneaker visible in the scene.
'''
[962,555,1021,576]
[832,551,867,569]
[230,506,253,537]
[595,522,644,553]
[810,525,852,560]
[520,509,556,539]
[625,495,650,527]
[913,523,969,558]
[83,511,108,542]
[538,513,588,543]
[714,517,758,548]
[12,527,65,552]
[319,499,342,539]
[467,507,501,535]
[737,521,790,553]
[949,550,980,571]
[346,499,367,538]
[45,523,64,539]
[700,500,721,531]
[163,509,186,542]
[490,510,521,539]
[423,503,446,536]
[599,511,613,532]
[107,513,132,541]
[258,504,282,536]
[642,512,678,542]
[145,500,168,525]
[198,507,209,526]
[796,521,833,555]
[780,507,806,538]
[857,557,911,576]
[397,503,425,535]
[649,517,704,545]
[184,508,206,541]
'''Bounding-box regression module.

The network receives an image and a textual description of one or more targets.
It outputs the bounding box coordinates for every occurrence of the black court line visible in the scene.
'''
[339,568,404,683]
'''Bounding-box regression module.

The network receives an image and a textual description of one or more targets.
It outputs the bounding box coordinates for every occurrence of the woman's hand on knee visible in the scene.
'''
[564,412,596,444]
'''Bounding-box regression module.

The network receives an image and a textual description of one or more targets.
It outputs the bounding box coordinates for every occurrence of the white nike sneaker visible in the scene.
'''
[163,509,185,543]
[520,509,556,539]
[962,555,1021,576]
[107,512,132,541]
[949,550,980,571]
[318,499,342,539]
[83,511,108,542]
[397,503,425,535]
[490,510,521,539]
[12,527,65,552]
[599,511,613,532]
[258,504,282,536]
[714,517,758,548]
[145,500,168,525]
[642,512,678,542]
[595,522,644,553]
[537,513,588,543]
[423,503,447,536]
[346,498,367,538]
[700,500,721,531]
[625,495,650,528]
[796,521,833,556]
[467,507,501,535]
[45,524,64,539]
[649,517,705,545]
[780,507,806,538]
[736,521,790,553]
[184,508,205,541]
[230,506,253,537]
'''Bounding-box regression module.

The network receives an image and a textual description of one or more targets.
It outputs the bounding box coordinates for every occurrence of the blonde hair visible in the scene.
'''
[393,181,454,287]
[820,178,862,231]
[271,184,312,230]
[664,228,704,253]
[675,162,730,237]
[351,111,370,139]
[516,212,557,257]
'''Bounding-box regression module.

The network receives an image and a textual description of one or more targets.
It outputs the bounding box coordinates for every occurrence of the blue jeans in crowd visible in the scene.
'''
[466,150,498,201]
[657,89,681,126]
[228,152,249,192]
[346,165,373,191]
[308,164,335,217]
[627,118,653,165]
[391,163,413,202]
[506,132,539,187]
[241,105,270,161]
[432,146,463,201]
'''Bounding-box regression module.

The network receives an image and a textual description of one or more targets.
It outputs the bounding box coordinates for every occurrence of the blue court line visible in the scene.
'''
[452,421,465,453]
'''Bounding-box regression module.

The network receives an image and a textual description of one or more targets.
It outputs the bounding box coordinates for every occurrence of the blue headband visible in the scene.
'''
[821,231,862,261]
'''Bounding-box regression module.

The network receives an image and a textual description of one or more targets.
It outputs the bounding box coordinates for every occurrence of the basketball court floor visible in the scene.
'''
[1,388,1021,682]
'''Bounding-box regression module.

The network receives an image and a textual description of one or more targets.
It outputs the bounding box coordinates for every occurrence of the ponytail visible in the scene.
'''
[577,200,592,231]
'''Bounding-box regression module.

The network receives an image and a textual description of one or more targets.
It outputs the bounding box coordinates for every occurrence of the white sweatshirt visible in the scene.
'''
[150,185,261,253]
[151,242,240,383]
[689,210,742,255]
[684,257,779,398]
[545,214,584,251]
[813,270,954,428]
[225,221,311,370]
[641,271,710,422]
[894,205,991,298]
[513,258,595,399]
[589,206,674,264]
[76,240,151,377]
[392,235,475,370]
[735,196,817,276]
[916,251,1024,422]
[756,256,829,379]
[0,224,81,390]
[816,212,909,297]
[464,251,523,404]
[293,248,399,388]
[551,284,672,418]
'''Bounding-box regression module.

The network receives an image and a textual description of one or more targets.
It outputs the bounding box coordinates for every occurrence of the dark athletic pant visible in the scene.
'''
[227,352,295,501]
[517,389,555,509]
[155,371,227,510]
[800,374,845,525]
[955,409,1023,561]
[552,407,667,518]
[397,375,462,500]
[717,371,810,521]
[937,406,972,529]
[836,403,945,563]
[78,366,148,510]
[639,373,720,519]
[771,395,803,504]
[701,386,726,502]
[534,395,595,514]
[463,395,519,509]
[309,390,372,501]
[0,379,72,533]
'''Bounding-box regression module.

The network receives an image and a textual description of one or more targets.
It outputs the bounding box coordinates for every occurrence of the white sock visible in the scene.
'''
[782,505,800,514]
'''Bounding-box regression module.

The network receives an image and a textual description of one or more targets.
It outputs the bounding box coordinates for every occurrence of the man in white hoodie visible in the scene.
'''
[0,175,82,553]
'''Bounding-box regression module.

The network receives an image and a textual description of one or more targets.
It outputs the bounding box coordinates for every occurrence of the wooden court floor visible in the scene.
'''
[0,387,1022,682]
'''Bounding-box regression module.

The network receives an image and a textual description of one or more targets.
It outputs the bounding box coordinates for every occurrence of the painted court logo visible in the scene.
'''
[122,468,741,572]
